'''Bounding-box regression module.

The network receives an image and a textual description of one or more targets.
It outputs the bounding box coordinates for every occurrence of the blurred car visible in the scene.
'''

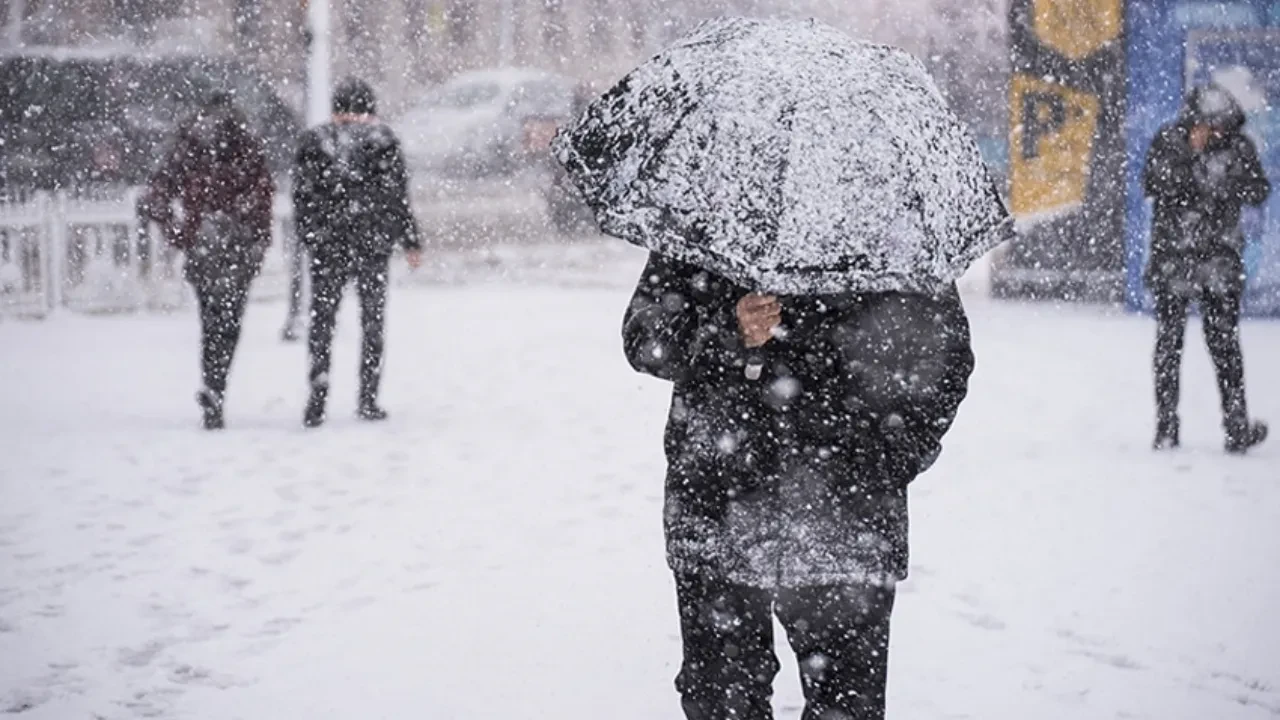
[393,67,578,179]
[0,48,300,192]
[521,86,596,234]
[121,56,300,174]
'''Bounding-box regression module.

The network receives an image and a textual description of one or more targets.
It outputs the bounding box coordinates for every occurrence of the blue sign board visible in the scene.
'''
[1126,0,1280,316]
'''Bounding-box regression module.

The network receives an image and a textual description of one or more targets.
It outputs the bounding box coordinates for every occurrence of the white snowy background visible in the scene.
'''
[1,242,1277,719]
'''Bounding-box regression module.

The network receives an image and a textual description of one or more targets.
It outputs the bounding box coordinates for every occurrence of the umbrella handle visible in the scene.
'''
[745,350,765,380]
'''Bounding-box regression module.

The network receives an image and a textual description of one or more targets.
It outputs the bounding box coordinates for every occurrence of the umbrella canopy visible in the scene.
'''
[553,16,1011,295]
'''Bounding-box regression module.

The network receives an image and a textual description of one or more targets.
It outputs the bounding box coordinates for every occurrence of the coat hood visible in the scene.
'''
[1181,84,1246,133]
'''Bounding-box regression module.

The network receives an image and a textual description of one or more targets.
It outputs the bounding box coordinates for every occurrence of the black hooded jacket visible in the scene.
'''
[623,253,974,588]
[1143,85,1270,289]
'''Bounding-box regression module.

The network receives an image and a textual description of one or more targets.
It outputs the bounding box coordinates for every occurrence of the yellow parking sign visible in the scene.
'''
[1009,74,1101,217]
[1033,0,1123,60]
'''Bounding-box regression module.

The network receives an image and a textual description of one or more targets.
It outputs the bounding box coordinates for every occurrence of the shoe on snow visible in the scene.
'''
[1226,421,1268,455]
[197,389,224,431]
[1153,418,1180,450]
[303,394,327,429]
[358,403,388,422]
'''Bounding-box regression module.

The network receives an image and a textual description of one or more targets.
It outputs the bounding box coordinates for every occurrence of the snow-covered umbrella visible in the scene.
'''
[552,16,1011,295]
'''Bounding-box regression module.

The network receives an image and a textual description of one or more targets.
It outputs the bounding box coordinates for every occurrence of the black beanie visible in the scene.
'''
[333,77,377,116]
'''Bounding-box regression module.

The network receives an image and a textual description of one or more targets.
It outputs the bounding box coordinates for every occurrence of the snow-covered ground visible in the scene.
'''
[2,244,1278,719]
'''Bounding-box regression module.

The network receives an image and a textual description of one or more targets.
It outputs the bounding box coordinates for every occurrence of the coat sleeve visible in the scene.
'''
[622,253,742,383]
[136,134,188,246]
[244,145,276,252]
[1234,135,1271,207]
[1143,128,1195,202]
[291,130,325,248]
[384,134,422,252]
[872,286,975,485]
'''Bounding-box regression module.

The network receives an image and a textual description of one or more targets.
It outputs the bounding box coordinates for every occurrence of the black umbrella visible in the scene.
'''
[553,16,1011,295]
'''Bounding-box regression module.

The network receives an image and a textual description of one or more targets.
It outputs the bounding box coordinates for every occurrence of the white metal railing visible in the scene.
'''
[0,188,295,318]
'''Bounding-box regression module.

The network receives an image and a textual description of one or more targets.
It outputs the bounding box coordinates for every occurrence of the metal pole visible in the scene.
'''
[8,0,25,46]
[498,0,513,66]
[306,0,332,126]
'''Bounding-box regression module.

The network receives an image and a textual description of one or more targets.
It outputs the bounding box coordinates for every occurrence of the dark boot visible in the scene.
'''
[197,388,224,431]
[358,389,387,422]
[281,318,301,343]
[1226,420,1268,455]
[304,383,328,429]
[1221,389,1265,455]
[1153,416,1180,450]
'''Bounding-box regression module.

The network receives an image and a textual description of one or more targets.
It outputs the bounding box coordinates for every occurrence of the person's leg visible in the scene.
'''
[194,284,232,430]
[673,573,778,720]
[282,234,306,341]
[355,255,390,417]
[1153,289,1189,447]
[212,278,252,395]
[775,583,897,720]
[1202,285,1266,452]
[305,252,346,427]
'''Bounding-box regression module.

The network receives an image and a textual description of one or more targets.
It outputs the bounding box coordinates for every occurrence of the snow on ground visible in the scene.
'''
[1,244,1278,719]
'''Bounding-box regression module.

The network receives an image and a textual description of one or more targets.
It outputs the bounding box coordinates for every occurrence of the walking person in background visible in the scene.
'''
[1144,84,1270,453]
[292,78,423,428]
[137,92,274,430]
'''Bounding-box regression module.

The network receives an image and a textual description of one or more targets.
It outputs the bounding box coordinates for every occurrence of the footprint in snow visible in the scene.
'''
[258,548,300,566]
[1055,628,1108,648]
[957,611,1006,631]
[1074,649,1143,671]
[118,640,167,668]
[255,616,301,637]
[1210,671,1274,694]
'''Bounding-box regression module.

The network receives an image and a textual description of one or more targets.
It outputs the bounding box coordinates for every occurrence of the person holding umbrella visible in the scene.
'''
[555,18,1007,720]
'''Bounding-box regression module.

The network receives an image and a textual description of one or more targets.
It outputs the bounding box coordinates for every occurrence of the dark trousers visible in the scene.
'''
[284,230,306,327]
[194,281,251,395]
[307,250,389,403]
[1154,287,1248,431]
[674,573,895,720]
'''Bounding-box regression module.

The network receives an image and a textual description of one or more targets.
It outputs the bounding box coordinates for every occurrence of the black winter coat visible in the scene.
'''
[623,253,974,588]
[292,119,422,259]
[1143,112,1269,294]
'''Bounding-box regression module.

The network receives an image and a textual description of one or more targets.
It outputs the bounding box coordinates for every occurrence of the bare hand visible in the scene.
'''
[736,294,781,348]
[1190,124,1212,153]
[406,249,423,271]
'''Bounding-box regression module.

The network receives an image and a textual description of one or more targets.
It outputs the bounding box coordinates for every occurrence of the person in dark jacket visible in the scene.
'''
[623,253,974,720]
[137,92,275,430]
[292,78,423,427]
[1143,84,1270,453]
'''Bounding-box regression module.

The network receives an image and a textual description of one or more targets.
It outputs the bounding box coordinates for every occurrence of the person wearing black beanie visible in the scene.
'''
[291,77,424,427]
[331,77,377,117]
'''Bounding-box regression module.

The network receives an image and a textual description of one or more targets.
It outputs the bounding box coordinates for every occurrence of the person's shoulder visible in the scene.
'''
[296,125,328,150]
[364,121,403,150]
[1227,131,1260,154]
[1153,122,1185,146]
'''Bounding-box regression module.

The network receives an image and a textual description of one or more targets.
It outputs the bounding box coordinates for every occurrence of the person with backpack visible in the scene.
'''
[137,92,275,430]
[293,78,423,428]
[1144,84,1270,454]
